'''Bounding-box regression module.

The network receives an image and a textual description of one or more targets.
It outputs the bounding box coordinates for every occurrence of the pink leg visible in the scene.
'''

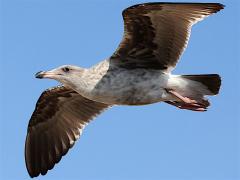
[164,89,208,112]
[178,103,206,112]
[164,101,206,112]
[166,89,199,104]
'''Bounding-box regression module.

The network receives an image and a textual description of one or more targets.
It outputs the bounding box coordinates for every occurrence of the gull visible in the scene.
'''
[25,2,224,177]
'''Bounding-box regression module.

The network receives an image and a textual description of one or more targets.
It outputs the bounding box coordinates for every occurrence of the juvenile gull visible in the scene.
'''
[25,2,224,177]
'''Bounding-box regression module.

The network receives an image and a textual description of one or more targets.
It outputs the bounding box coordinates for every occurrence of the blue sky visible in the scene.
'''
[0,0,239,179]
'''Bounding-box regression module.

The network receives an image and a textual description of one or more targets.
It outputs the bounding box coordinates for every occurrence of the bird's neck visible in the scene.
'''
[66,70,102,99]
[65,60,110,99]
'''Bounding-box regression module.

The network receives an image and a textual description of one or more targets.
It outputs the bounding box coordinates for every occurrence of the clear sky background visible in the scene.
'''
[0,0,239,179]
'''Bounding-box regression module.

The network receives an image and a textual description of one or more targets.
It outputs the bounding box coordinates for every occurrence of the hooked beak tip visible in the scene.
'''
[35,71,45,79]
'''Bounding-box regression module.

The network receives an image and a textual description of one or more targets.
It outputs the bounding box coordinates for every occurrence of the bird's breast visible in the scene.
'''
[88,68,170,105]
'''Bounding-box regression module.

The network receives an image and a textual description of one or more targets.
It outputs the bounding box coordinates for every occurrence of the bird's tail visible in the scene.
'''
[181,74,221,95]
[165,74,221,111]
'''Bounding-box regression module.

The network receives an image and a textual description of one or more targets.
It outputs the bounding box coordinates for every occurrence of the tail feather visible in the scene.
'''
[165,74,221,111]
[181,74,221,95]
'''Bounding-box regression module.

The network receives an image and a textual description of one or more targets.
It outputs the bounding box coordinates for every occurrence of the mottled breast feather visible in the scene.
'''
[25,86,109,177]
[110,2,224,72]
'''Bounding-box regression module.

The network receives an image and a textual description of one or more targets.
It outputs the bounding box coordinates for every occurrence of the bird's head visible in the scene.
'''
[35,65,85,87]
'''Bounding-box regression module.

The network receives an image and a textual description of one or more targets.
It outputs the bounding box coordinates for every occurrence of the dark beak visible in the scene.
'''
[35,71,45,79]
[35,70,56,79]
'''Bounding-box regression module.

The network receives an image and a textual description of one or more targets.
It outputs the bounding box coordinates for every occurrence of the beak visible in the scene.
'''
[35,71,57,79]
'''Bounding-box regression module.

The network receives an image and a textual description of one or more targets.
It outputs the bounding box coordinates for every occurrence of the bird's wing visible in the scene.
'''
[25,86,110,177]
[110,3,224,72]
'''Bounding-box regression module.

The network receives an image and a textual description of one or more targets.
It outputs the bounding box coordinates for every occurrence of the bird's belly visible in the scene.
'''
[90,71,170,105]
[99,87,167,105]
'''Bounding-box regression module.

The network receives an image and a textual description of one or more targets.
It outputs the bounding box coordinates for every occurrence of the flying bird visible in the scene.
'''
[25,2,224,177]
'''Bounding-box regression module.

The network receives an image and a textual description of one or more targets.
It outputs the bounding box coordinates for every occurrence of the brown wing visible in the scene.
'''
[110,3,224,72]
[25,86,110,177]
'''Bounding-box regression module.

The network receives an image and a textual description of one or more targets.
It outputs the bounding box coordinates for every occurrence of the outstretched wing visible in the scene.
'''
[110,3,224,72]
[25,86,110,177]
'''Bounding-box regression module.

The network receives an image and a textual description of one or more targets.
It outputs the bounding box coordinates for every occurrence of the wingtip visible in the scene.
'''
[122,2,225,16]
[219,3,225,9]
[208,3,225,16]
[215,3,225,11]
[220,4,225,10]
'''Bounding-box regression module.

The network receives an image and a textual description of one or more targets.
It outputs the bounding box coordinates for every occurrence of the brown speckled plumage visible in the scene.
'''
[25,3,224,178]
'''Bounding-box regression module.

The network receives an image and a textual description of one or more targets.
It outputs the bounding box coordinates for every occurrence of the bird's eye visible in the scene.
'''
[62,67,70,72]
